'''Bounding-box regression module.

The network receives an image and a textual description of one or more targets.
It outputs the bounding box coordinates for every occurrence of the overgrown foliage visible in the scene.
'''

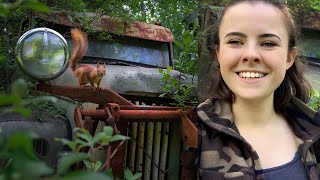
[309,89,320,111]
[159,26,199,107]
[0,126,139,180]
[0,78,57,117]
[0,0,51,87]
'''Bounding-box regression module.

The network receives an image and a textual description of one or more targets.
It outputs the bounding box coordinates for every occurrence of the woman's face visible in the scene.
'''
[216,2,296,102]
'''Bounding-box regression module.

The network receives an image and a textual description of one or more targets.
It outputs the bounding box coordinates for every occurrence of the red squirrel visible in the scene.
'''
[69,28,106,88]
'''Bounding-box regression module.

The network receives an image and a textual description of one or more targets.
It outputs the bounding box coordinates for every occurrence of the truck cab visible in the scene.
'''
[9,12,196,179]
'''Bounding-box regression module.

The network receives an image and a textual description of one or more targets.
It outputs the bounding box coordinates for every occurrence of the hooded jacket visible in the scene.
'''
[197,97,320,180]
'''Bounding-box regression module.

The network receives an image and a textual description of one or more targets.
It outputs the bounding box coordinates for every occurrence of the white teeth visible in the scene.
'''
[239,72,266,79]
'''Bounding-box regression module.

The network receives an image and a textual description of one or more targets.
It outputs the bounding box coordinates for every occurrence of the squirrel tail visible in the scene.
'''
[69,28,88,72]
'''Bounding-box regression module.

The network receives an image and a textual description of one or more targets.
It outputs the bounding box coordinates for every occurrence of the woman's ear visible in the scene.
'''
[286,48,297,70]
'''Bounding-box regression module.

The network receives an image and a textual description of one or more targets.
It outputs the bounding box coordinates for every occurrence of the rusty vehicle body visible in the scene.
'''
[5,12,198,179]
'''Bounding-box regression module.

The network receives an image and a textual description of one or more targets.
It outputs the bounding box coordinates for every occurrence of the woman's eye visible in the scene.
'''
[262,42,276,47]
[228,40,242,45]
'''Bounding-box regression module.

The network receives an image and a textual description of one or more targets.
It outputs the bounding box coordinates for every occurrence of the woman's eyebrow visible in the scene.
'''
[224,32,246,39]
[259,33,281,41]
[224,32,281,41]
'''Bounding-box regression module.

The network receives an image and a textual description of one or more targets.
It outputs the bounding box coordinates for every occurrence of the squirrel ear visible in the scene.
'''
[96,63,99,68]
[103,63,106,68]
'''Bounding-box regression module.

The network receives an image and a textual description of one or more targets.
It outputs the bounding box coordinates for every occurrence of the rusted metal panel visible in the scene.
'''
[84,116,94,135]
[36,83,200,179]
[80,108,181,122]
[54,66,191,98]
[180,150,197,180]
[34,12,174,42]
[101,19,174,42]
[33,12,82,28]
[111,121,128,179]
[180,111,198,148]
[74,107,84,128]
[36,83,133,105]
[119,110,181,122]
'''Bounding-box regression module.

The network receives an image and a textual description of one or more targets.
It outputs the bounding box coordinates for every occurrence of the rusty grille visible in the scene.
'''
[127,121,181,180]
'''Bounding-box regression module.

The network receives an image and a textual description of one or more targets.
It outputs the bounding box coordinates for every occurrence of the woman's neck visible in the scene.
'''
[232,96,281,128]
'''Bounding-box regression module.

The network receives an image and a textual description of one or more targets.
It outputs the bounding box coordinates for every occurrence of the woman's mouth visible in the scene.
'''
[237,72,267,79]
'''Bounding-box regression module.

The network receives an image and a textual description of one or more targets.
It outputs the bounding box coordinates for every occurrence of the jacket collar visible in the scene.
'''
[197,97,320,141]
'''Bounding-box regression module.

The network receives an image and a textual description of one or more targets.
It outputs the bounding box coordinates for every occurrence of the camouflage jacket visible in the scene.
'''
[197,97,320,180]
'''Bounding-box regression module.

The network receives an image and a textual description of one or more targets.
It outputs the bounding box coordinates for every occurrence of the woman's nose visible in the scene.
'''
[241,45,261,63]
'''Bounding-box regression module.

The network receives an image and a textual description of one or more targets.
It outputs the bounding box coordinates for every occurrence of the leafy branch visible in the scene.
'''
[159,25,199,108]
[308,88,320,110]
[55,127,141,180]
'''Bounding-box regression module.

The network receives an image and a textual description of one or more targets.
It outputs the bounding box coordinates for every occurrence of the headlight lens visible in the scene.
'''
[15,28,70,80]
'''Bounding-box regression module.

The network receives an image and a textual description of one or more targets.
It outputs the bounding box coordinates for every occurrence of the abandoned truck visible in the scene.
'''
[5,12,198,179]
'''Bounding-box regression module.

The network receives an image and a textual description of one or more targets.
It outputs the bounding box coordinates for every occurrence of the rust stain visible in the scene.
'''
[36,83,133,105]
[35,12,174,42]
[179,110,198,148]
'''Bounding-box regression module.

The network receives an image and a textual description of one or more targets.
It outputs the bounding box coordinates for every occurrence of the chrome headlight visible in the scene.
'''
[15,28,70,80]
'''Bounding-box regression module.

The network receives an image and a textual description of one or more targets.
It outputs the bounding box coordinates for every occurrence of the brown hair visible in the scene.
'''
[207,0,311,113]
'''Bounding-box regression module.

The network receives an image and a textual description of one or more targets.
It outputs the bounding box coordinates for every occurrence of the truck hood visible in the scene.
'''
[52,65,188,97]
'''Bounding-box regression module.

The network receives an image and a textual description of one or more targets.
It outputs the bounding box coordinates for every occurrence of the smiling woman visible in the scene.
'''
[196,0,320,180]
[216,1,295,104]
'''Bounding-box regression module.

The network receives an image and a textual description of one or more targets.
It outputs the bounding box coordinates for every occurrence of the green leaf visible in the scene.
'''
[92,132,108,144]
[174,41,183,48]
[67,14,74,23]
[21,160,54,177]
[7,132,38,159]
[24,96,57,105]
[55,138,77,151]
[109,135,130,143]
[11,78,28,98]
[103,126,114,136]
[0,95,20,106]
[77,133,93,143]
[171,78,179,88]
[124,169,134,180]
[158,68,163,73]
[0,55,6,62]
[166,66,172,73]
[57,152,90,175]
[182,30,192,45]
[75,128,91,136]
[20,2,51,13]
[104,168,113,177]
[12,107,32,117]
[93,161,102,172]
[61,171,113,180]
[165,84,172,90]
[133,172,142,179]
[83,159,92,170]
